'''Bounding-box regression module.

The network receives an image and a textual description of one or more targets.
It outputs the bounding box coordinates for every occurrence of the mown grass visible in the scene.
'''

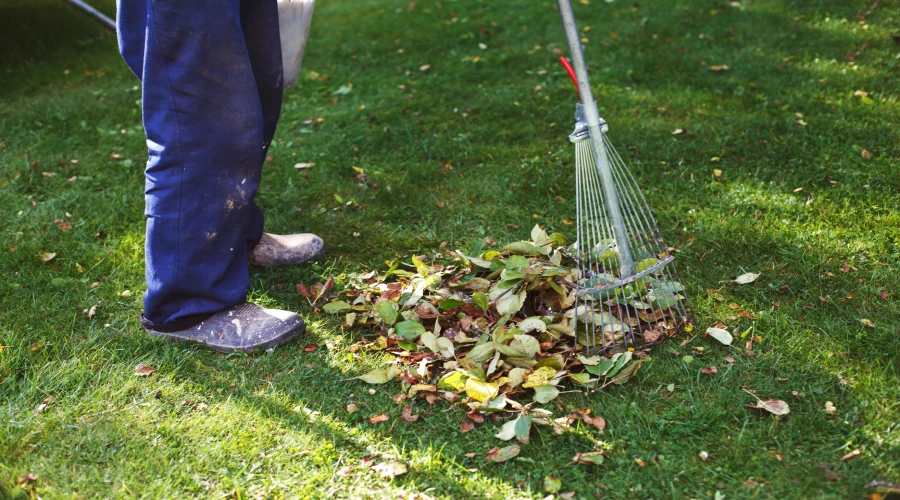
[1,0,898,498]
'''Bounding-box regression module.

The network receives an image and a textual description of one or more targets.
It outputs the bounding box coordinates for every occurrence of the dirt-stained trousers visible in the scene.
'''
[116,0,283,327]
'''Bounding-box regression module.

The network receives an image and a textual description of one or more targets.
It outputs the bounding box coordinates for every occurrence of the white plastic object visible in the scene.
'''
[277,0,316,89]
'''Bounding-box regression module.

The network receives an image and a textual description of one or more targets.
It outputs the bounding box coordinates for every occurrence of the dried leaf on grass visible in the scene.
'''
[135,364,156,377]
[371,460,407,478]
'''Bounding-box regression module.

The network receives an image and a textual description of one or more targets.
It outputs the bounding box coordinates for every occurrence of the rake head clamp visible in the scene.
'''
[557,1,691,354]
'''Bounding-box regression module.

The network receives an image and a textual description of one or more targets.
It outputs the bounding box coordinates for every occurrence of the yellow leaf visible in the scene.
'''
[522,366,557,388]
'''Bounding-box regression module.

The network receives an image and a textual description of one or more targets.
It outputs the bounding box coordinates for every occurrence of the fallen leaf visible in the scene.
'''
[709,65,730,71]
[294,162,315,169]
[859,318,875,328]
[88,305,98,319]
[460,421,475,432]
[544,475,562,493]
[135,364,156,376]
[706,327,733,345]
[38,251,57,262]
[34,396,55,415]
[18,474,38,485]
[573,451,605,465]
[735,272,760,284]
[486,445,520,463]
[337,465,353,476]
[419,64,431,71]
[713,168,723,177]
[401,406,419,422]
[861,150,872,159]
[824,401,837,416]
[880,291,889,300]
[634,458,646,467]
[369,413,390,424]
[304,344,317,352]
[840,449,861,462]
[672,128,686,135]
[55,219,72,232]
[357,364,402,384]
[699,451,709,461]
[559,492,576,500]
[346,403,357,414]
[372,460,407,478]
[747,398,790,416]
[701,366,718,376]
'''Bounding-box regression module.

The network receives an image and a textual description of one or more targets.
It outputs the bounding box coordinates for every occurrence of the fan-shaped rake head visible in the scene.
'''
[569,112,690,354]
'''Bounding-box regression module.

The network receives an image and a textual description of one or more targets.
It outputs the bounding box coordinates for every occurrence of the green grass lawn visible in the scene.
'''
[2,0,899,498]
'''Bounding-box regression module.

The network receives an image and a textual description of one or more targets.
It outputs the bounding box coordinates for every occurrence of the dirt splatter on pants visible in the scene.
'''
[116,0,283,326]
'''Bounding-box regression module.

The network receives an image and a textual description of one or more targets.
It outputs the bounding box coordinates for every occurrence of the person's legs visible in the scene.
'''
[117,0,321,350]
[119,0,275,327]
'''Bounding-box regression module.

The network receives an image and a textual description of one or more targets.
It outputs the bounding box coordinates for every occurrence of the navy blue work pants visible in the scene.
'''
[117,0,283,326]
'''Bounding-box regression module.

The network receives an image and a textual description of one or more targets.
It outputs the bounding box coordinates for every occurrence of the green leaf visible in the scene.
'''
[584,353,621,377]
[496,418,517,441]
[438,298,466,311]
[574,451,605,465]
[605,351,633,378]
[472,292,490,312]
[651,278,685,293]
[397,339,418,352]
[570,372,591,384]
[544,475,562,494]
[465,378,499,402]
[610,359,642,384]
[486,444,521,463]
[503,241,548,256]
[505,255,531,270]
[437,371,467,391]
[465,342,496,363]
[533,385,560,404]
[395,320,426,340]
[511,335,541,359]
[494,289,526,316]
[375,301,398,325]
[322,300,352,314]
[357,364,402,384]
[515,415,533,444]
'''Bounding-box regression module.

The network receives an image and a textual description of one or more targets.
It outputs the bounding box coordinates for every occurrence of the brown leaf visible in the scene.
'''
[840,449,861,462]
[709,65,730,71]
[38,251,57,262]
[55,219,72,232]
[880,291,889,300]
[320,276,335,298]
[135,364,156,377]
[401,406,419,422]
[296,284,311,297]
[859,318,875,328]
[460,421,475,433]
[466,411,485,423]
[725,356,737,364]
[701,366,718,376]
[424,392,439,405]
[584,415,606,431]
[337,465,353,476]
[560,492,575,500]
[304,344,318,352]
[861,150,872,159]
[486,445,520,463]
[369,413,390,424]
[109,152,124,160]
[642,329,661,343]
[634,458,646,467]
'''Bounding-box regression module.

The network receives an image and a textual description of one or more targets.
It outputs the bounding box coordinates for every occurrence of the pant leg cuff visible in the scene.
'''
[141,312,215,333]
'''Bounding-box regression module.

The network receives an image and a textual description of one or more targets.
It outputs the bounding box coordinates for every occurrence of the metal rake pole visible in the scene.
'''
[556,0,635,280]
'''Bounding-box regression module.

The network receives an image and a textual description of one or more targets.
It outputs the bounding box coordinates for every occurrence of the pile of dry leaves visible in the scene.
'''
[309,226,688,449]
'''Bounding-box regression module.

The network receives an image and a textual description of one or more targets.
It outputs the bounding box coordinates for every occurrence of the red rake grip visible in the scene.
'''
[559,56,580,101]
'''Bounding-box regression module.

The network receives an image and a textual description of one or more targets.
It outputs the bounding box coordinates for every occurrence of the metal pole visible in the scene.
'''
[64,0,116,32]
[557,0,636,279]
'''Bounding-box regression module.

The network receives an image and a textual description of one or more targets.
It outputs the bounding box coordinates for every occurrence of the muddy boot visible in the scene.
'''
[249,233,325,267]
[141,302,305,352]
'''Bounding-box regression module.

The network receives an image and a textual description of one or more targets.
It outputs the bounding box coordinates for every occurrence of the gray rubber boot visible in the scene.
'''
[249,233,325,267]
[142,302,305,352]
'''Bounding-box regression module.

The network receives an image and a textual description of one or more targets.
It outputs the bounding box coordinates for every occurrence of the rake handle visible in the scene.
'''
[557,0,637,279]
